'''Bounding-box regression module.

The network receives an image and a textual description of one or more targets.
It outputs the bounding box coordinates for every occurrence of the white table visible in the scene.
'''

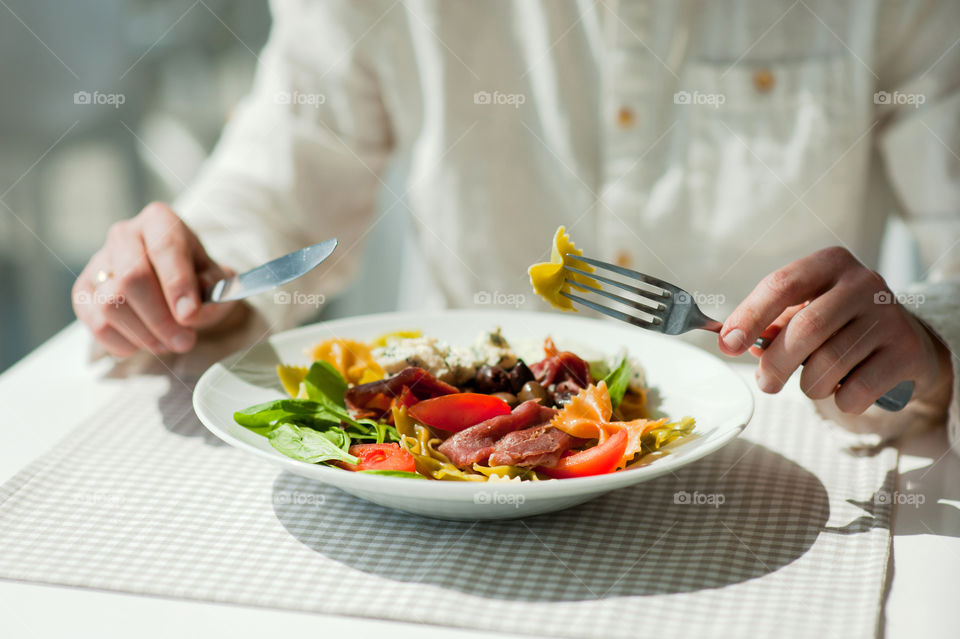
[1,323,957,638]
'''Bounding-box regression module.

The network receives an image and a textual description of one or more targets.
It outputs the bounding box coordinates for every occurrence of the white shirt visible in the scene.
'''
[176,0,960,453]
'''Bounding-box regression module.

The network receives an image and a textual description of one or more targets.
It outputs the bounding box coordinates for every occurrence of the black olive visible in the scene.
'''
[517,381,550,404]
[508,360,535,393]
[491,392,519,407]
[474,365,511,394]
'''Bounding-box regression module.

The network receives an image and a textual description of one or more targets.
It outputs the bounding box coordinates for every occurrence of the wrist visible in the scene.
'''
[913,315,954,411]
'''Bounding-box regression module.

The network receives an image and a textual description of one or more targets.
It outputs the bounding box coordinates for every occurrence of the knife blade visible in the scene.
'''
[201,238,338,303]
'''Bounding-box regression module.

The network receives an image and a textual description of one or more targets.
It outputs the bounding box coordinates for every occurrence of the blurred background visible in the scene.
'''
[0,0,417,371]
[0,0,919,372]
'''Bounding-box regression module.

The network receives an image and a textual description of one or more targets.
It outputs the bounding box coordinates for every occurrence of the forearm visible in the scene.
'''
[174,0,392,331]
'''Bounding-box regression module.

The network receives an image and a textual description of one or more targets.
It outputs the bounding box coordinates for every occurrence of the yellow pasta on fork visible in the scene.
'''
[528,226,597,311]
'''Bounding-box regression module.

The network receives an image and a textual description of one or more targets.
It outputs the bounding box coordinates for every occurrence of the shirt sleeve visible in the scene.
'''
[816,0,960,455]
[174,0,393,330]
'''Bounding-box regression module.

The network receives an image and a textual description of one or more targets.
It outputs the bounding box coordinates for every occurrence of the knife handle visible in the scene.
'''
[200,279,226,304]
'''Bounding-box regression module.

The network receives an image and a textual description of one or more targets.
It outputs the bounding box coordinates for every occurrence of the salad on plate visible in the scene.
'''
[234,328,695,481]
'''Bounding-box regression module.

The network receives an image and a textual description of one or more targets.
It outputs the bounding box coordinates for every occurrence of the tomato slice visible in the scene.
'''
[407,393,512,432]
[393,385,419,409]
[340,443,416,473]
[539,429,628,478]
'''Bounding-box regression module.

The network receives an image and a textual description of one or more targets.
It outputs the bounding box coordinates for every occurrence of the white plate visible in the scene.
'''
[193,310,753,520]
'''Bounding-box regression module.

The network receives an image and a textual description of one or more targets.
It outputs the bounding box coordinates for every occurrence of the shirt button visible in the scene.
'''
[616,106,636,128]
[614,251,633,268]
[753,68,775,93]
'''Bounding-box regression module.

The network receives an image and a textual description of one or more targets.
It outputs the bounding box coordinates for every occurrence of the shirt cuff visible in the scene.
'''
[907,280,960,458]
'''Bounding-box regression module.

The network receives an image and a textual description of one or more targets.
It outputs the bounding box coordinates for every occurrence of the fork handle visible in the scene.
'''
[706,327,913,411]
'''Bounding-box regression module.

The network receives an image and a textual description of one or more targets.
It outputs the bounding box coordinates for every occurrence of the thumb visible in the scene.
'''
[183,264,239,329]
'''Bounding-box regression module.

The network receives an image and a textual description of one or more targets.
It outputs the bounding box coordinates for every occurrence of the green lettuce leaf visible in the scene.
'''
[603,357,631,409]
[266,423,358,465]
[588,359,610,381]
[303,361,348,407]
[235,362,401,454]
[233,399,327,434]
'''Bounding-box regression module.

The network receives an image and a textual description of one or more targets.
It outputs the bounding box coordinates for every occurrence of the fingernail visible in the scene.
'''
[176,296,197,321]
[171,332,194,353]
[722,328,747,352]
[756,372,777,393]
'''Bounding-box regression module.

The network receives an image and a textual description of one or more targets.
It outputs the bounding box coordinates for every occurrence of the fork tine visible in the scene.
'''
[564,265,669,307]
[564,276,667,316]
[560,291,660,329]
[572,255,675,295]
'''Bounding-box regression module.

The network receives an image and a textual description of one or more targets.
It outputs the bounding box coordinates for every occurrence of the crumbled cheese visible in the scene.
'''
[470,327,518,369]
[371,328,519,385]
[371,329,647,393]
[602,348,646,393]
[626,356,646,392]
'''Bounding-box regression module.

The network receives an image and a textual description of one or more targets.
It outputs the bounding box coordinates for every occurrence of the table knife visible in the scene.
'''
[201,238,338,303]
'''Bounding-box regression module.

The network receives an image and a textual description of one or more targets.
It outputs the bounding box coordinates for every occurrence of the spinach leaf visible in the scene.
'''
[234,361,400,449]
[266,423,358,465]
[588,359,610,381]
[340,418,399,444]
[300,363,386,432]
[603,357,631,409]
[307,423,352,452]
[358,470,427,479]
[235,397,398,443]
[285,413,351,432]
[303,361,348,407]
[233,399,325,434]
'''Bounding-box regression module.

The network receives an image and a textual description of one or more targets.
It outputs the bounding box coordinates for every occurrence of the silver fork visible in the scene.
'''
[562,256,914,412]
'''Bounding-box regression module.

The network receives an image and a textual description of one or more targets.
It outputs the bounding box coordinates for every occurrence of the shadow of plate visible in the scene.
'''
[273,439,837,600]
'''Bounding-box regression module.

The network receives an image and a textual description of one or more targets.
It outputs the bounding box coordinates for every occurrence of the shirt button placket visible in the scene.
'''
[601,2,655,269]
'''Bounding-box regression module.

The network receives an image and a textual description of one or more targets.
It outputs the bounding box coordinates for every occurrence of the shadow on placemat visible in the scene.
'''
[272,439,834,601]
[157,377,227,447]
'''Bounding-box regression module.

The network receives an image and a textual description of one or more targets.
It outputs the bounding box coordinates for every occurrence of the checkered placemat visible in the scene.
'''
[0,370,896,638]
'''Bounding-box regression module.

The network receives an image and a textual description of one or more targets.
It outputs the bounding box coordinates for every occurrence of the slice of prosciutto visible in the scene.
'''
[529,338,592,392]
[438,400,556,468]
[345,367,458,417]
[487,425,575,468]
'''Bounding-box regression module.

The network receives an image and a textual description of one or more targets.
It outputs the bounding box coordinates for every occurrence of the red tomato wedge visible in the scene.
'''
[394,385,419,409]
[539,429,628,478]
[340,443,416,473]
[407,393,512,432]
